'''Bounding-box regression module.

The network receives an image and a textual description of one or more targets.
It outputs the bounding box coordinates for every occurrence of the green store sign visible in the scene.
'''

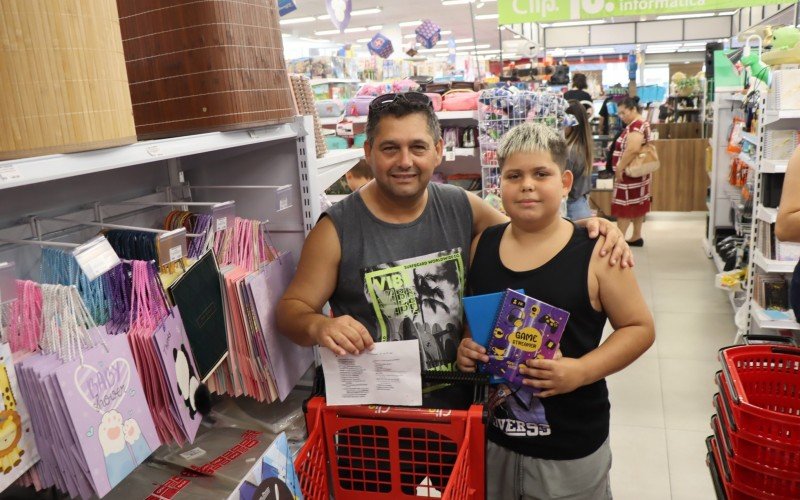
[498,0,784,24]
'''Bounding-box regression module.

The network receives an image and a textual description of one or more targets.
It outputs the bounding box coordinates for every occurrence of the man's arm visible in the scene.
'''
[276,217,373,355]
[776,146,800,242]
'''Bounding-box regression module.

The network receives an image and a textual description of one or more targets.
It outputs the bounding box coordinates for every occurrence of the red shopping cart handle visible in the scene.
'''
[718,345,800,405]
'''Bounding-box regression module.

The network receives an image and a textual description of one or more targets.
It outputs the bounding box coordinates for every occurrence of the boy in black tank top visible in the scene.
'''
[457,123,655,500]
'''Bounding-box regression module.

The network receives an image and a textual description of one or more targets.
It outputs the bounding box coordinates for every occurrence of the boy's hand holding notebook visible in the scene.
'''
[464,289,568,389]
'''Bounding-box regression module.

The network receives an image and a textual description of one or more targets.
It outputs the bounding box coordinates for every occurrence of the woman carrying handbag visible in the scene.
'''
[611,96,656,247]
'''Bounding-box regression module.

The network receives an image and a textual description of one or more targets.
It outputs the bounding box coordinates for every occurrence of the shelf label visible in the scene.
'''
[73,236,121,282]
[445,146,456,162]
[157,228,188,265]
[211,201,235,232]
[276,185,293,212]
[0,262,17,304]
[180,448,206,461]
[0,165,22,183]
[146,145,164,157]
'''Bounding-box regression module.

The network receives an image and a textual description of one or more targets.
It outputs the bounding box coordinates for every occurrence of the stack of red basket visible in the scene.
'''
[706,345,800,499]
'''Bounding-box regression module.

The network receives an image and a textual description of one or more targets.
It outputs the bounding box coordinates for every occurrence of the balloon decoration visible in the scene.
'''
[368,33,394,59]
[326,0,352,32]
[415,20,441,49]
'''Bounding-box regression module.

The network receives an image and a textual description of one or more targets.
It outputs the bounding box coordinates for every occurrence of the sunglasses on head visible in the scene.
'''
[369,92,433,112]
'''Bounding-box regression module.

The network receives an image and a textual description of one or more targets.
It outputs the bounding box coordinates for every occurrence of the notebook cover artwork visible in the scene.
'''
[486,289,569,388]
[463,289,524,348]
[168,251,228,382]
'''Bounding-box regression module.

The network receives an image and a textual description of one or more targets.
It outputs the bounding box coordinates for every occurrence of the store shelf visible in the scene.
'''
[319,117,343,126]
[752,303,800,330]
[437,110,479,121]
[754,249,797,273]
[761,159,788,174]
[711,248,725,273]
[443,147,478,159]
[342,110,478,125]
[756,205,778,224]
[0,122,300,191]
[738,152,757,169]
[763,109,800,125]
[740,131,758,145]
[314,148,364,190]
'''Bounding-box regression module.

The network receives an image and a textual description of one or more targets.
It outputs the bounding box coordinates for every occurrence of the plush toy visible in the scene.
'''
[762,26,800,66]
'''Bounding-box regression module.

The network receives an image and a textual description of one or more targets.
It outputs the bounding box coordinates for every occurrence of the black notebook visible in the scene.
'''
[168,250,228,381]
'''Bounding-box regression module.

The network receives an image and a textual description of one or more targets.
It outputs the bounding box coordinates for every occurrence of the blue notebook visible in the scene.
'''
[463,289,524,348]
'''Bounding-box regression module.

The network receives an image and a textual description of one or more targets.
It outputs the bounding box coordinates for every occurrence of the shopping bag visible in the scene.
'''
[625,142,660,177]
[0,342,39,489]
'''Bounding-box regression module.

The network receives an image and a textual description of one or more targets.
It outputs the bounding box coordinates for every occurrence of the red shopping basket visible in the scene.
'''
[706,436,788,500]
[711,413,800,498]
[718,345,800,445]
[295,371,487,500]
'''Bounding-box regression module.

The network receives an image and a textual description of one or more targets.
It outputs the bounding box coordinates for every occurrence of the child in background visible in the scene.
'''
[345,158,373,192]
[456,122,655,499]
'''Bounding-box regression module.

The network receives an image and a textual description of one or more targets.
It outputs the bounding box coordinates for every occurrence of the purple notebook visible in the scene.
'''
[486,289,569,388]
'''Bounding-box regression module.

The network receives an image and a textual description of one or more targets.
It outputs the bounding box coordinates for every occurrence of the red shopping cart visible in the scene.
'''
[295,370,487,500]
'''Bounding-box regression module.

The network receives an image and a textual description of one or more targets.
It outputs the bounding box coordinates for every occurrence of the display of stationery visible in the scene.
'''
[16,285,159,498]
[485,289,568,389]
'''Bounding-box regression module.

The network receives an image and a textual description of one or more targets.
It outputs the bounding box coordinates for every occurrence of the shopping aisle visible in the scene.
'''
[605,216,735,500]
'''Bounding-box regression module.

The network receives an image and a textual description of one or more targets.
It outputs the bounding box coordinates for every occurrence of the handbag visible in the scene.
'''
[425,92,443,111]
[442,89,478,111]
[625,141,660,177]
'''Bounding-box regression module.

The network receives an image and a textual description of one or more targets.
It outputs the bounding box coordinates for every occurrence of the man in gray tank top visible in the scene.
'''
[276,92,633,378]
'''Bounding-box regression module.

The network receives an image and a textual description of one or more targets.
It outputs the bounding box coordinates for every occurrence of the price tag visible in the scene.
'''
[248,128,269,139]
[179,448,206,461]
[0,262,17,304]
[157,229,188,265]
[145,145,164,157]
[211,201,235,232]
[0,165,22,183]
[445,147,456,162]
[276,185,293,212]
[73,236,121,282]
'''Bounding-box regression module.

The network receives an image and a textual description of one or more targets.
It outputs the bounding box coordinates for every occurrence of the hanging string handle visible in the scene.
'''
[7,280,43,353]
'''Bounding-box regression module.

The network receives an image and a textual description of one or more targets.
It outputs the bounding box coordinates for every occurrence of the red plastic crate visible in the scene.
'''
[295,397,485,499]
[714,392,800,472]
[718,345,800,445]
[711,414,800,499]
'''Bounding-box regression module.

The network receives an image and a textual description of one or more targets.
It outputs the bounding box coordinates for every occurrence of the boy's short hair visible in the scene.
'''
[497,122,568,171]
[366,95,441,146]
[348,159,373,180]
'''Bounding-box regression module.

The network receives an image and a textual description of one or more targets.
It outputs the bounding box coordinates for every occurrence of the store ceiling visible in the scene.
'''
[279,1,737,57]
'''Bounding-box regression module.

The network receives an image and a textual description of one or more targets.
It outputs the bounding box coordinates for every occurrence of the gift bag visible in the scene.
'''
[18,284,159,498]
[0,341,39,489]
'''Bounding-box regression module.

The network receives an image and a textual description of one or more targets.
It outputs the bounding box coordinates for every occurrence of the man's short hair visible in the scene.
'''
[572,73,588,90]
[497,122,568,171]
[348,158,373,179]
[366,96,442,146]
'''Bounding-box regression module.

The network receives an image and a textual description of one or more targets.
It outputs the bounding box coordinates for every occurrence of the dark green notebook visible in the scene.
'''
[168,250,228,381]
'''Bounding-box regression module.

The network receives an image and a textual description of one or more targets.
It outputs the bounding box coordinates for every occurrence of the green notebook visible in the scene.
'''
[168,250,228,381]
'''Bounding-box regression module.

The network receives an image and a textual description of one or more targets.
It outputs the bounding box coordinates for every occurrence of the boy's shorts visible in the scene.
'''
[486,438,612,500]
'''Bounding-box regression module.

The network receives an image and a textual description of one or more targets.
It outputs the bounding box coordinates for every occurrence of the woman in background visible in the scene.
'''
[564,102,595,221]
[611,96,651,246]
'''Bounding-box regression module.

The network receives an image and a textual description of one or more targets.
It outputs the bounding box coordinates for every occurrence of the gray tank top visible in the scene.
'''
[324,183,473,371]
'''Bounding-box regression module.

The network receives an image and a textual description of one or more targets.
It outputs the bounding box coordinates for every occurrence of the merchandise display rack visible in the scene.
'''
[741,75,800,341]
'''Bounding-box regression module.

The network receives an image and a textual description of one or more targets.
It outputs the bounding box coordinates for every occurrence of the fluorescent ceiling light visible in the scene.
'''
[474,49,501,54]
[454,38,474,43]
[441,30,453,35]
[403,34,416,39]
[677,47,704,52]
[475,14,499,20]
[682,41,708,47]
[399,20,422,27]
[646,48,679,54]
[279,16,317,25]
[549,19,605,27]
[656,13,715,20]
[367,25,383,30]
[316,8,382,20]
[345,27,368,33]
[315,29,342,35]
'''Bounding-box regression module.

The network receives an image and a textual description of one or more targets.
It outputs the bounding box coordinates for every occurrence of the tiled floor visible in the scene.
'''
[606,215,734,500]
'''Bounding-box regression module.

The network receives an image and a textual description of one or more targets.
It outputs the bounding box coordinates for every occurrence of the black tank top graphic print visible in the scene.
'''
[468,223,609,460]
